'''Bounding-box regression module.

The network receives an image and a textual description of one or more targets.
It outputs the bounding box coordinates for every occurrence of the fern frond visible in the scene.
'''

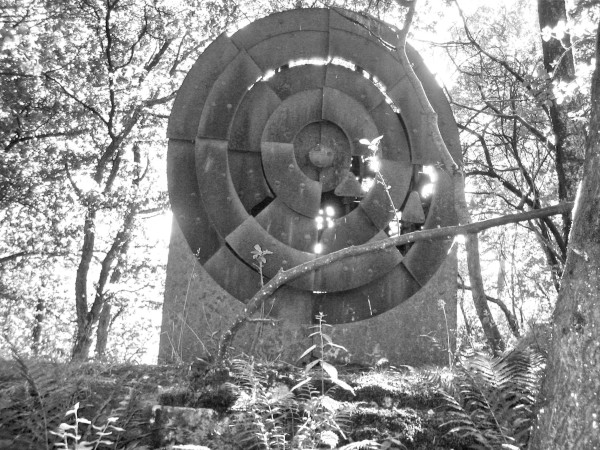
[2,346,81,449]
[338,439,381,449]
[439,347,545,449]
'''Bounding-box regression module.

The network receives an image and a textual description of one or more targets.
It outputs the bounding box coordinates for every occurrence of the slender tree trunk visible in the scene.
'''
[464,235,505,354]
[94,144,140,356]
[31,296,45,356]
[530,20,600,449]
[538,0,585,254]
[72,207,97,360]
[458,282,521,338]
[71,144,141,361]
[459,295,472,337]
[95,235,132,357]
[72,208,137,360]
[95,299,111,358]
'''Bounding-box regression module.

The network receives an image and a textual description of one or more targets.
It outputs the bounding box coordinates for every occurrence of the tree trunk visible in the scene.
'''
[31,296,45,356]
[93,144,140,356]
[95,299,111,358]
[71,322,94,360]
[465,235,506,354]
[72,207,97,361]
[538,0,585,253]
[529,19,600,449]
[95,246,130,357]
[458,282,521,338]
[72,209,137,361]
[71,144,140,361]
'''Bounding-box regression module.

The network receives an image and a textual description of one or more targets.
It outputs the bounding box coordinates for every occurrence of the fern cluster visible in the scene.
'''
[0,346,141,450]
[438,347,545,449]
[0,351,82,449]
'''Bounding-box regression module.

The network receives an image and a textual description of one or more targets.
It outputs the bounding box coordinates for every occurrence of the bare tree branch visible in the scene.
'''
[218,201,573,360]
[0,252,29,264]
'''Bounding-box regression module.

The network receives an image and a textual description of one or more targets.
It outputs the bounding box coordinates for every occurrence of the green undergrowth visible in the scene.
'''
[332,366,472,449]
[159,358,473,449]
[0,357,189,449]
[0,348,542,449]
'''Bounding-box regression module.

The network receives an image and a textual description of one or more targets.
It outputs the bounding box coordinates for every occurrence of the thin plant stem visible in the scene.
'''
[439,300,453,367]
[318,315,325,395]
[178,257,197,357]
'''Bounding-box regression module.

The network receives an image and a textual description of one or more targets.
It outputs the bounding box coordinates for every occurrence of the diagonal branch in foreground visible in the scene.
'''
[217,201,574,360]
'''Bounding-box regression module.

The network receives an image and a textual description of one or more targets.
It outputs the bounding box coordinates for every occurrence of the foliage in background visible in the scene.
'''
[410,0,598,349]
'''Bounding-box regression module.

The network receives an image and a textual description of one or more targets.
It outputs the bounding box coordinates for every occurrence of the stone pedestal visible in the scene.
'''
[159,219,456,366]
[326,253,457,367]
[159,220,311,363]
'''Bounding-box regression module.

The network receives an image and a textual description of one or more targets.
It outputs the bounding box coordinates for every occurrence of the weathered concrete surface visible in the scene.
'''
[159,219,311,363]
[326,251,458,367]
[159,218,241,362]
[159,218,456,366]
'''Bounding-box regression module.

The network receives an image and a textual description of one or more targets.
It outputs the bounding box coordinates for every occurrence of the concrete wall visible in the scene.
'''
[159,218,456,366]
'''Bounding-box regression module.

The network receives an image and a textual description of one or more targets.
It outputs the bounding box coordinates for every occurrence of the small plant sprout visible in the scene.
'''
[438,299,453,367]
[359,135,384,153]
[294,312,354,396]
[50,402,125,450]
[251,244,273,287]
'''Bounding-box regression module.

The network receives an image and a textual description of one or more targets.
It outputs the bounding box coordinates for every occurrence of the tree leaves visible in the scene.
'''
[251,244,273,265]
[0,0,214,359]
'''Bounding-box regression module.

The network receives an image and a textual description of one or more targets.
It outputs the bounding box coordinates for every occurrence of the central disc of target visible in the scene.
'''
[309,144,334,168]
[293,120,352,192]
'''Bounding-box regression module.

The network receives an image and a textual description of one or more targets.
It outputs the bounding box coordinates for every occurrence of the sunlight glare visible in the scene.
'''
[388,211,402,236]
[423,165,437,181]
[315,215,324,230]
[368,158,381,172]
[361,177,375,192]
[226,18,251,36]
[143,211,172,246]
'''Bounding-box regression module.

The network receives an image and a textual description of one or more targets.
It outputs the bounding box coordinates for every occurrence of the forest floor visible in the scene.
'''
[0,357,474,449]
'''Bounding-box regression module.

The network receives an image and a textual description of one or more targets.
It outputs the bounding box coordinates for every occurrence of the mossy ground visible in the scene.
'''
[333,368,471,449]
[0,358,472,449]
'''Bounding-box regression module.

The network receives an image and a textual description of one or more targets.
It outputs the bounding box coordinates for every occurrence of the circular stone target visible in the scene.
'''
[167,8,461,324]
[294,121,351,191]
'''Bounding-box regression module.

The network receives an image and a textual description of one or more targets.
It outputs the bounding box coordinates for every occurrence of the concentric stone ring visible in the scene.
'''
[167,8,461,324]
